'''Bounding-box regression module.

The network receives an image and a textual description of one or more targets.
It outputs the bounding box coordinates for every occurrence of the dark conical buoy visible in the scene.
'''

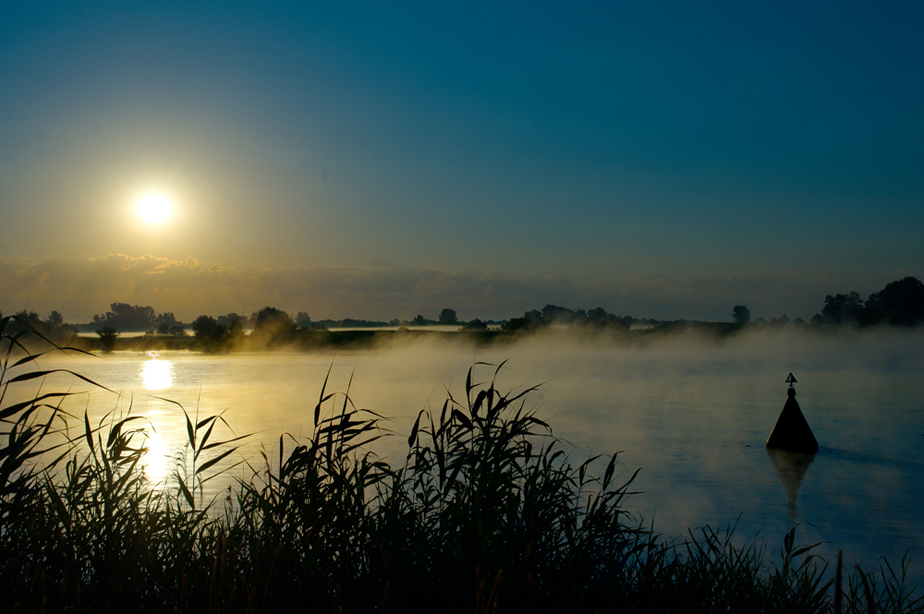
[766,374,818,454]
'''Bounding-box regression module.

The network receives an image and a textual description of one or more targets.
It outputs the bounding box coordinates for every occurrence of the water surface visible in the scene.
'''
[27,328,924,583]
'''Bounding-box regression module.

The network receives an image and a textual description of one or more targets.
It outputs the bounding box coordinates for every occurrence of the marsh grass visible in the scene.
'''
[1,316,921,613]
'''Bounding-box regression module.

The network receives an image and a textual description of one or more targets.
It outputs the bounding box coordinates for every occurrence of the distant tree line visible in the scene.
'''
[311,308,495,329]
[502,304,641,332]
[810,277,924,326]
[6,276,922,352]
[3,309,78,344]
[310,317,397,330]
[191,313,249,346]
[90,303,190,335]
[728,277,924,328]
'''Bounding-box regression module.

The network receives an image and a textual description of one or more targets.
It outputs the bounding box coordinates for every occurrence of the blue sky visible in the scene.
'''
[1,2,922,321]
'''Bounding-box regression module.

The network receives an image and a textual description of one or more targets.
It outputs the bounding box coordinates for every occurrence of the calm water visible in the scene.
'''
[24,328,924,583]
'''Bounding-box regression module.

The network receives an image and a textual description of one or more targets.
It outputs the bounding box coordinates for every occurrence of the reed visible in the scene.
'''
[1,316,921,613]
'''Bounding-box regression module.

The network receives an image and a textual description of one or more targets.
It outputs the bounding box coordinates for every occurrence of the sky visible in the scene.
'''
[1,1,922,323]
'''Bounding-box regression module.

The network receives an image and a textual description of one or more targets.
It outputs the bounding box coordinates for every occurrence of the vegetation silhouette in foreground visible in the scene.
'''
[0,317,922,612]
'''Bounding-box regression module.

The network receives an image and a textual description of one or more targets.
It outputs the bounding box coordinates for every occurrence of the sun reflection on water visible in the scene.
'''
[141,352,174,391]
[144,430,169,486]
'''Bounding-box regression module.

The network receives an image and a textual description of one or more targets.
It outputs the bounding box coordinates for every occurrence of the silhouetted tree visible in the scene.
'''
[15,310,41,328]
[863,277,924,326]
[156,314,187,336]
[295,311,312,329]
[732,305,750,324]
[96,326,118,352]
[251,307,296,342]
[6,310,77,342]
[154,313,185,335]
[463,318,487,330]
[502,317,529,331]
[438,309,459,325]
[193,315,226,344]
[92,303,155,331]
[41,310,77,342]
[411,314,428,326]
[45,311,64,328]
[503,309,549,332]
[561,306,629,330]
[814,291,864,324]
[6,310,42,339]
[217,313,247,333]
[541,304,575,323]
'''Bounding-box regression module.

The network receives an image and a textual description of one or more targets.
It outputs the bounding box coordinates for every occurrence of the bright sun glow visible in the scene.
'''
[143,430,169,487]
[141,352,175,391]
[137,193,172,224]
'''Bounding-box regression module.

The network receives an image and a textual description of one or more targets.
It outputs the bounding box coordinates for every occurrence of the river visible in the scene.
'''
[20,326,924,583]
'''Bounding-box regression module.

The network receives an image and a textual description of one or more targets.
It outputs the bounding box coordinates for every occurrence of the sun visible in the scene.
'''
[137,193,172,224]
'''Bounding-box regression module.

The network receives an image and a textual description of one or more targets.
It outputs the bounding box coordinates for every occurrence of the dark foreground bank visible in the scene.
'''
[1,316,921,613]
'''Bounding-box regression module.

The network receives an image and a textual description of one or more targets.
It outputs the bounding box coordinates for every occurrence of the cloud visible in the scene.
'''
[0,253,914,322]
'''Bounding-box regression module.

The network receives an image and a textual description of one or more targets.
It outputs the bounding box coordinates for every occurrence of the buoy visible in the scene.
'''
[765,373,819,454]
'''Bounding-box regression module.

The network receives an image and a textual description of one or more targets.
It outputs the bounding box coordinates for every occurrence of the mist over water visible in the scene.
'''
[30,327,924,582]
